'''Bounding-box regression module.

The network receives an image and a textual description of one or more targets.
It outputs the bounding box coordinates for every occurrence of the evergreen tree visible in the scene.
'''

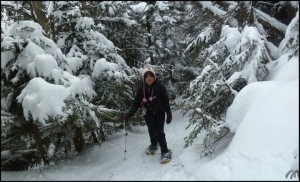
[1,20,100,169]
[1,7,135,169]
[52,1,137,128]
[1,1,32,24]
[91,1,148,68]
[136,1,187,99]
[1,0,147,169]
[175,1,226,94]
[180,1,277,157]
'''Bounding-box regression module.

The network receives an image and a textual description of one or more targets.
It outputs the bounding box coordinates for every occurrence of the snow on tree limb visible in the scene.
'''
[253,8,287,33]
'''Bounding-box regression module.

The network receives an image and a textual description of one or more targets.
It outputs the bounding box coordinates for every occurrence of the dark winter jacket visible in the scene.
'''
[127,80,171,117]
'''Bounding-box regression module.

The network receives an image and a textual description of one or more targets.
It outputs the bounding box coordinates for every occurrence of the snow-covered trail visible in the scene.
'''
[1,109,197,181]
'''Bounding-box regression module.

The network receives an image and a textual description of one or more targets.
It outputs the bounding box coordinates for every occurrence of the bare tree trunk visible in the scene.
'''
[30,1,49,37]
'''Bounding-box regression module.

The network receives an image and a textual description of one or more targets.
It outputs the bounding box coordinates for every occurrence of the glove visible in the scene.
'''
[166,113,172,124]
[140,99,147,108]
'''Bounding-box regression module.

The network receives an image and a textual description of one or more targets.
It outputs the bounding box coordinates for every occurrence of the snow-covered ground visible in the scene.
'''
[1,109,196,181]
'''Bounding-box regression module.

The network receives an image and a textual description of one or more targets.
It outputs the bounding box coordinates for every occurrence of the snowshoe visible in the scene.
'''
[160,149,172,164]
[145,145,158,155]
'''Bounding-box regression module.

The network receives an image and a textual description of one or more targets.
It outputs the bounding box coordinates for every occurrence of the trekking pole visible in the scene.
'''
[124,119,128,161]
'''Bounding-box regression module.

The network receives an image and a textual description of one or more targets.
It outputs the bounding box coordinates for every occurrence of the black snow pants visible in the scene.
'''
[144,113,168,154]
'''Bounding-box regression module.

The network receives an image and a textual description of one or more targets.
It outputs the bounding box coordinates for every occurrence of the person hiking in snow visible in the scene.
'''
[124,67,172,163]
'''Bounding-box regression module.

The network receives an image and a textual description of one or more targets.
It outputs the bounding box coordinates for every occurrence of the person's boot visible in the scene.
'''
[160,149,172,164]
[145,144,158,155]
